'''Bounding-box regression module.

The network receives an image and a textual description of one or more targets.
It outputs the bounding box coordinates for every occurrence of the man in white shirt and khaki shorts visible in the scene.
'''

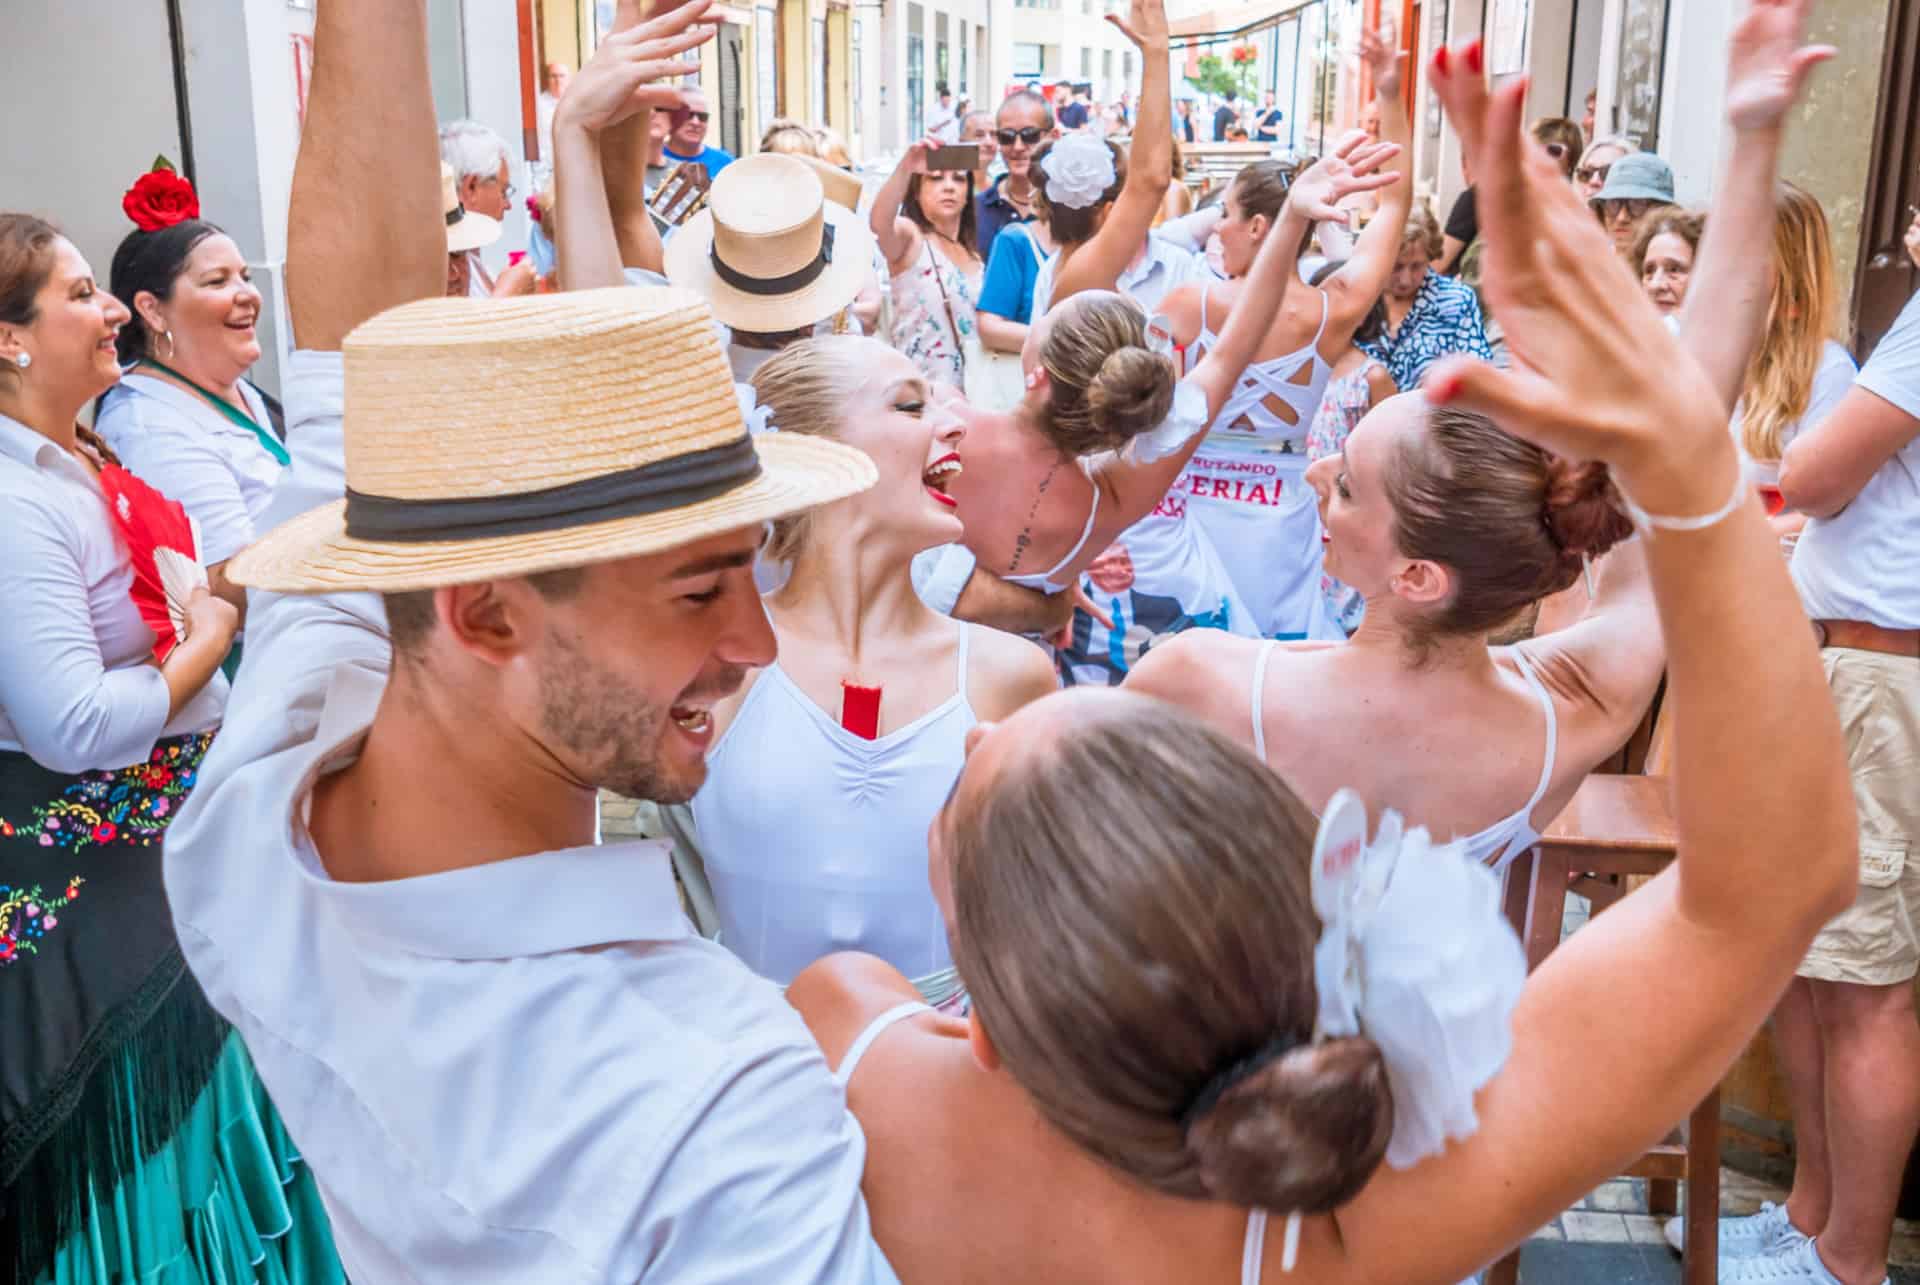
[1702,276,1920,1285]
[164,1,899,1279]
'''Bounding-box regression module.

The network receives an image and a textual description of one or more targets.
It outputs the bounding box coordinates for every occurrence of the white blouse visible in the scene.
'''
[96,372,285,565]
[0,414,226,772]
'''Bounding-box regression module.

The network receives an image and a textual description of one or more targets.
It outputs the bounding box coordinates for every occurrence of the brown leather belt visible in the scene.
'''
[1814,619,1920,657]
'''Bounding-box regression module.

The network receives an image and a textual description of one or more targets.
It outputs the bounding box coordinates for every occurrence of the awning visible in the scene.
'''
[1169,0,1317,44]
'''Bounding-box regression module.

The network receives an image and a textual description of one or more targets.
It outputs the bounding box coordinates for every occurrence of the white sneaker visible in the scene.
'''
[1718,1236,1888,1285]
[1663,1202,1805,1258]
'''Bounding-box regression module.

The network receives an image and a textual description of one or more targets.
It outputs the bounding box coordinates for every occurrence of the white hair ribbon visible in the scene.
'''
[1123,377,1209,465]
[1309,789,1527,1170]
[1039,135,1119,211]
[734,382,778,435]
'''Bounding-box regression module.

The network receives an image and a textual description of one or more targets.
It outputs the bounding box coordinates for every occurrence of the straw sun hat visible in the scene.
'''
[442,162,502,255]
[228,287,876,594]
[665,152,876,333]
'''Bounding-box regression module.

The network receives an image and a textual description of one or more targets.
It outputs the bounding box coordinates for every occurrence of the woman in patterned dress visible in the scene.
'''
[1361,201,1494,391]
[0,214,341,1284]
[871,138,984,388]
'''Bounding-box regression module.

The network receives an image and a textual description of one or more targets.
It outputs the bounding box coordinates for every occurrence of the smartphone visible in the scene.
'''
[926,143,982,173]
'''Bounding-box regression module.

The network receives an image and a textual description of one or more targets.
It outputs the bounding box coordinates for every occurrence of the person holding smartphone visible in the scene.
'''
[871,138,985,387]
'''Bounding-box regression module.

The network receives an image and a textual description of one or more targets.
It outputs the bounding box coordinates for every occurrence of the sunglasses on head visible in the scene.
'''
[1576,163,1612,185]
[995,127,1046,146]
[1544,142,1568,159]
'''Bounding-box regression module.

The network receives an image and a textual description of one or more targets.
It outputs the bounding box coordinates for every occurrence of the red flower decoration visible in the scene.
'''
[123,169,200,233]
[92,822,117,843]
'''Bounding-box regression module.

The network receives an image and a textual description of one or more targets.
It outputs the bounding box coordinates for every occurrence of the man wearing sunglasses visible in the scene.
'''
[1589,150,1675,255]
[973,90,1057,261]
[663,87,735,178]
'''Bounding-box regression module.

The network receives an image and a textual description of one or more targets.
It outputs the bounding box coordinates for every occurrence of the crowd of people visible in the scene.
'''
[1,0,1916,1281]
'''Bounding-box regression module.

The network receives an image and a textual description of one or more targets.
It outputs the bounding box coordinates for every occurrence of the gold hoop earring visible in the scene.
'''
[158,329,176,362]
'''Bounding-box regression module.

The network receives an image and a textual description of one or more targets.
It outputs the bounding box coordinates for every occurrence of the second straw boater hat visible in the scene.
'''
[228,286,876,594]
[665,152,876,333]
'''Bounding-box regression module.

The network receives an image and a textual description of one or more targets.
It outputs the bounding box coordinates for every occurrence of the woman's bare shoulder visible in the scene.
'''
[965,623,1060,720]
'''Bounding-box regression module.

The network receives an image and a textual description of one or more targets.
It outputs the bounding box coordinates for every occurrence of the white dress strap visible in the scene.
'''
[1004,483,1103,593]
[1242,1209,1268,1285]
[1507,646,1560,813]
[1309,288,1330,347]
[954,621,971,698]
[833,1001,933,1088]
[1249,638,1280,762]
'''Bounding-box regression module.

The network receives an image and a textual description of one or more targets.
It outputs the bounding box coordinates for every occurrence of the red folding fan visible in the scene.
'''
[97,465,208,662]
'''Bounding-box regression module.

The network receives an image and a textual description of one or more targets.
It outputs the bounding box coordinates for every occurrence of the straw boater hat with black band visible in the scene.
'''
[228,286,876,594]
[441,161,501,255]
[665,152,876,334]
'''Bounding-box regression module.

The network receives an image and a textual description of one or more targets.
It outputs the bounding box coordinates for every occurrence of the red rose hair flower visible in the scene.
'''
[123,165,201,233]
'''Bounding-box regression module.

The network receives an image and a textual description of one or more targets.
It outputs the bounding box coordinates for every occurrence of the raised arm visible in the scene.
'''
[1322,27,1413,337]
[555,0,715,292]
[869,142,934,274]
[1048,0,1173,304]
[601,4,678,276]
[1680,0,1834,405]
[286,0,442,351]
[1338,20,1854,1282]
[1086,137,1402,536]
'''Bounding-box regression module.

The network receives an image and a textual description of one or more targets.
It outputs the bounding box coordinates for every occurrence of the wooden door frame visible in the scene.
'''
[1850,0,1919,357]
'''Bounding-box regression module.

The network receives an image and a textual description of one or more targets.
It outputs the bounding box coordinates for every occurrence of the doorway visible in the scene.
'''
[1851,0,1919,357]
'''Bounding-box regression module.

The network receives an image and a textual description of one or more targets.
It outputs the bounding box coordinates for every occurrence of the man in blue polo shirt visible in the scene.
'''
[973,90,1054,262]
[662,88,734,177]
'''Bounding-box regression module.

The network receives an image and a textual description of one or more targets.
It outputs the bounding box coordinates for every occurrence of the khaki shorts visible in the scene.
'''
[1799,647,1920,988]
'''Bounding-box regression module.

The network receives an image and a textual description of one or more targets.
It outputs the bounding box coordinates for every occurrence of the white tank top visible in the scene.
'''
[1174,292,1340,642]
[1250,640,1559,870]
[691,626,976,986]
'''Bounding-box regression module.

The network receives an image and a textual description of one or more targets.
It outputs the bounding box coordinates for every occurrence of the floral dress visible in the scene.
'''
[889,240,982,388]
[1307,358,1383,635]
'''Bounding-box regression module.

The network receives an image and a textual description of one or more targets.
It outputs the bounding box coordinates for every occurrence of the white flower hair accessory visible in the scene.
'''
[1039,135,1119,211]
[1309,789,1527,1170]
[734,382,778,435]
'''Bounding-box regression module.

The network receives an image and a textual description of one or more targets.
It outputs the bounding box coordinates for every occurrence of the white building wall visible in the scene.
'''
[1,1,186,312]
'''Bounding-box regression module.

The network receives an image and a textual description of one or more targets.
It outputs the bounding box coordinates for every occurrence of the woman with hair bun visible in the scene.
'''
[96,166,284,629]
[787,11,1854,1282]
[945,136,1401,621]
[1131,392,1656,871]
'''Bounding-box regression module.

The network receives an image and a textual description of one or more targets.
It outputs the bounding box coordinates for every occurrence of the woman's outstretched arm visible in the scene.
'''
[1048,0,1173,304]
[1340,10,1853,1281]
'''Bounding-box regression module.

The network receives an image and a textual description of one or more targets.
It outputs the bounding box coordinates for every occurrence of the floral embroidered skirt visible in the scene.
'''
[0,734,344,1285]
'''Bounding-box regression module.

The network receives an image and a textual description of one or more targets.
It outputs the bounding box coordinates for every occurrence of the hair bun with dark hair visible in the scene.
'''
[1086,346,1176,448]
[1184,1036,1394,1214]
[1543,457,1634,562]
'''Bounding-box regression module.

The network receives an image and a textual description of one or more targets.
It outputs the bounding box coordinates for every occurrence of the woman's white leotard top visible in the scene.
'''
[1193,288,1334,442]
[1249,640,1559,870]
[691,625,976,991]
[833,1002,1292,1282]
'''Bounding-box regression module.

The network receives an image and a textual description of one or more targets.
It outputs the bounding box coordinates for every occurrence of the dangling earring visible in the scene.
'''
[159,329,176,362]
[12,353,28,370]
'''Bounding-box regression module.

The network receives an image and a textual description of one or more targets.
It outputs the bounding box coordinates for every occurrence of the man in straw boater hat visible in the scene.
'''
[164,1,903,1279]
